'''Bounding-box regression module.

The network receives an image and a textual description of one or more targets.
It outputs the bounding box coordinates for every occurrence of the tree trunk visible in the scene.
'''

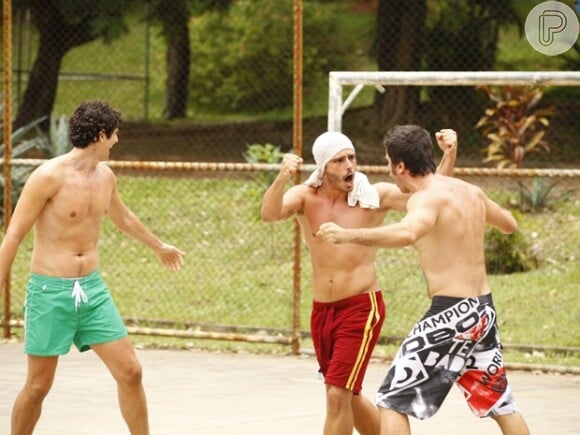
[158,1,190,120]
[374,0,427,135]
[13,1,95,131]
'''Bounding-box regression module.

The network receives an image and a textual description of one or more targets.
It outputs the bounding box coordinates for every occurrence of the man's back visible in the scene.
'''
[412,175,490,299]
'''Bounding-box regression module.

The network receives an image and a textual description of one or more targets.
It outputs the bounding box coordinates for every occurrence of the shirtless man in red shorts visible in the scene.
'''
[317,124,530,435]
[261,129,457,434]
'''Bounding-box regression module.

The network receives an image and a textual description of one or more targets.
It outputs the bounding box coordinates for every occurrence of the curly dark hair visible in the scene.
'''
[69,100,122,148]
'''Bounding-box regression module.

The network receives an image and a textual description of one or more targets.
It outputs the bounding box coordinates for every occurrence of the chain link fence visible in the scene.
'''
[1,1,579,357]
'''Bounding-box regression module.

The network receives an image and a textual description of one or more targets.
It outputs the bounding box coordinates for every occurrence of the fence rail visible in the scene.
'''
[1,160,578,360]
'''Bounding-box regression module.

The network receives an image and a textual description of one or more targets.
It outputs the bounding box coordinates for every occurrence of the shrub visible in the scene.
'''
[476,86,554,168]
[484,212,539,274]
[189,0,353,113]
[514,178,576,214]
[243,143,284,220]
[0,111,72,219]
[0,115,47,219]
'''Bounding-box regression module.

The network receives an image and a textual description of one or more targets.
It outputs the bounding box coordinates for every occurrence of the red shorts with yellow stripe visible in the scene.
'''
[311,290,385,394]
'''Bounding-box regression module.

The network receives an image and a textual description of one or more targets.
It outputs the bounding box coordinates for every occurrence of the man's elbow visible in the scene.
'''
[499,214,518,234]
[504,219,518,234]
[261,212,275,222]
[260,208,280,222]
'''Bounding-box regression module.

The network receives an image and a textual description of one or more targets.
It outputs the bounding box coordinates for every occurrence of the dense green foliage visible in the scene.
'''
[188,1,355,113]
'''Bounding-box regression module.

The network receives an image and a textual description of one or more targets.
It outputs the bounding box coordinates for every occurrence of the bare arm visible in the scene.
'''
[261,153,303,221]
[318,193,438,248]
[484,193,517,234]
[107,174,184,271]
[435,129,458,176]
[0,167,59,292]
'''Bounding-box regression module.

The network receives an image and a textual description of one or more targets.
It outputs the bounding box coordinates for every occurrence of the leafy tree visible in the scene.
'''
[187,0,351,114]
[372,0,520,130]
[13,0,134,130]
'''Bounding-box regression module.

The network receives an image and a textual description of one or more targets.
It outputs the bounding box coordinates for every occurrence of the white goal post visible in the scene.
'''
[328,71,580,131]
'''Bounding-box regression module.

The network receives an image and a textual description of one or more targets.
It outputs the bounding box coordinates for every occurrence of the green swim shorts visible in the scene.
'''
[24,269,128,356]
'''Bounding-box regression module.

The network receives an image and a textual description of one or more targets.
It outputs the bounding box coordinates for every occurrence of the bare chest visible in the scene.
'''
[46,175,112,223]
[303,196,385,232]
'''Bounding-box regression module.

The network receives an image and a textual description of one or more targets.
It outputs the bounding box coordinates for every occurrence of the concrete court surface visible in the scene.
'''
[1,341,579,435]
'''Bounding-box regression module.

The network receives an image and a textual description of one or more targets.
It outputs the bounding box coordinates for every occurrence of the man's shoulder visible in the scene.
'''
[289,183,315,196]
[373,181,398,193]
[31,157,64,180]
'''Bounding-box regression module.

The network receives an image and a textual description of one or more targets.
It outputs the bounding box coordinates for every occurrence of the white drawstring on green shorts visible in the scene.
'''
[71,280,88,311]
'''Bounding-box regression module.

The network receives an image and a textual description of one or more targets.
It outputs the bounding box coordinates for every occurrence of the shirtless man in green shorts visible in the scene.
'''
[0,100,185,435]
[261,128,457,435]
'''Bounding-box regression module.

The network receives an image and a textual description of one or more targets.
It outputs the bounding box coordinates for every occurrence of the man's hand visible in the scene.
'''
[155,243,186,271]
[435,129,458,155]
[279,153,303,181]
[316,222,347,244]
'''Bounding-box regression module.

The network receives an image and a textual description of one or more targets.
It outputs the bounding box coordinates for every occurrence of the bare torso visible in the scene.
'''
[413,175,490,299]
[297,186,387,302]
[30,155,115,277]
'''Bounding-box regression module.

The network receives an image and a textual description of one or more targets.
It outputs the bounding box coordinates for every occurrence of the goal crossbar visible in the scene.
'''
[328,71,580,131]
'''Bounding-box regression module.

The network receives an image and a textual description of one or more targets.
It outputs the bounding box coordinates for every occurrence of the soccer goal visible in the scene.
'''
[327,71,580,131]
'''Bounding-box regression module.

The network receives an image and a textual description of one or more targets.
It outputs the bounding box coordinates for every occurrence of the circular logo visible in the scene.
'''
[525,1,579,55]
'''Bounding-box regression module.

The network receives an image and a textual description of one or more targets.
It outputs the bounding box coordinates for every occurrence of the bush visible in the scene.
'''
[476,86,554,168]
[0,111,72,219]
[513,178,576,214]
[484,212,539,274]
[189,0,353,113]
[243,143,284,220]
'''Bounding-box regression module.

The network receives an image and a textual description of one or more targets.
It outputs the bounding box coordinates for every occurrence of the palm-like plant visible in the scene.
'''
[0,116,49,218]
[0,101,72,218]
[476,86,554,168]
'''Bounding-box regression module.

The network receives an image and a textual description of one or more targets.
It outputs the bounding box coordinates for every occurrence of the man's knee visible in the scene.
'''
[116,360,144,386]
[23,378,53,403]
[326,385,352,414]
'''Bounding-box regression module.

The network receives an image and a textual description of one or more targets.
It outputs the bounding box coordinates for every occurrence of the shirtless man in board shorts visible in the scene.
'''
[261,129,457,434]
[0,100,185,435]
[317,124,530,435]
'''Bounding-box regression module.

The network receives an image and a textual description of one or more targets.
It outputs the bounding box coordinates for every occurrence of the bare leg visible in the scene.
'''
[11,355,59,435]
[352,394,380,435]
[324,384,354,435]
[492,412,531,435]
[380,407,410,435]
[92,337,149,435]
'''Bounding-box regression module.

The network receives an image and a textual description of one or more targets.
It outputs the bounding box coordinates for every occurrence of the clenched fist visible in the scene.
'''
[435,129,458,155]
[279,153,303,181]
[316,222,346,244]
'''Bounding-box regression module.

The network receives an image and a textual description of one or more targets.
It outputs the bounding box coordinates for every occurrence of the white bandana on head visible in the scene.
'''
[304,131,379,209]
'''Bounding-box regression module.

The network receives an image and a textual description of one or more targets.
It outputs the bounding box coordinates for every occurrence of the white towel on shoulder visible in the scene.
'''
[304,131,379,209]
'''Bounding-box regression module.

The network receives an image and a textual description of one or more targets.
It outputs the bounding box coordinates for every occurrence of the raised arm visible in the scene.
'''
[261,153,304,222]
[317,192,438,248]
[107,170,184,271]
[435,129,458,176]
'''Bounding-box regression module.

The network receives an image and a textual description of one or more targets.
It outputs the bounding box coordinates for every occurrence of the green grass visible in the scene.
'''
[3,174,579,368]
